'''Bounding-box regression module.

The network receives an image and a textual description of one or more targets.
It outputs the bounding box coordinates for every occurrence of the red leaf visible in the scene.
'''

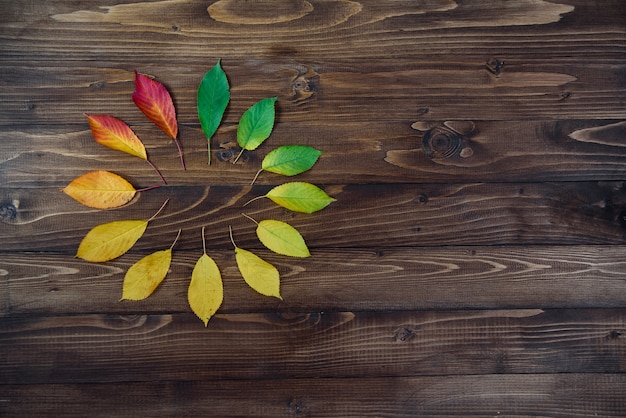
[132,71,178,139]
[132,71,185,170]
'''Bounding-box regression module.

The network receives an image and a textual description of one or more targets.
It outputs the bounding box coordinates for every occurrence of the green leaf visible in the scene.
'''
[197,60,230,164]
[262,145,322,176]
[237,97,277,153]
[256,219,310,258]
[265,182,336,214]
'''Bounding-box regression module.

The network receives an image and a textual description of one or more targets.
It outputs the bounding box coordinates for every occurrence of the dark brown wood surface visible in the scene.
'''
[1,0,625,416]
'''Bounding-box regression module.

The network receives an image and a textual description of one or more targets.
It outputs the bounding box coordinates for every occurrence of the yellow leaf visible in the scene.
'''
[76,220,147,262]
[188,253,223,326]
[235,247,281,299]
[62,170,137,209]
[256,219,310,258]
[121,249,172,301]
[76,199,169,263]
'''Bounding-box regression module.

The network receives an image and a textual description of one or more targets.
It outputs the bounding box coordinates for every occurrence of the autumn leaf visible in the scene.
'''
[62,170,137,209]
[188,226,223,326]
[84,113,166,184]
[230,226,281,299]
[197,60,230,165]
[121,230,181,301]
[242,214,310,258]
[76,199,168,262]
[251,145,322,184]
[234,97,277,163]
[244,182,335,214]
[132,70,185,170]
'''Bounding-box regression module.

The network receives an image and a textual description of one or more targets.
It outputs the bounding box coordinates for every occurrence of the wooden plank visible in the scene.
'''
[1,374,625,417]
[1,309,624,384]
[1,0,623,62]
[2,181,626,252]
[3,246,626,315]
[1,59,624,126]
[2,120,626,187]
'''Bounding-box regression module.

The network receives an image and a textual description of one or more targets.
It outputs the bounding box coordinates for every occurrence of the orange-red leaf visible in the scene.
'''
[84,114,147,160]
[62,170,136,209]
[132,71,178,140]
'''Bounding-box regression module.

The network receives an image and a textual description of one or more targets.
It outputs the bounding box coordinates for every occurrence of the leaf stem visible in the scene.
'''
[207,141,211,166]
[228,225,237,249]
[233,148,245,164]
[173,137,186,170]
[148,198,169,222]
[242,195,266,207]
[170,229,182,250]
[241,212,258,225]
[136,185,161,193]
[201,225,207,255]
[146,158,167,184]
[250,169,263,185]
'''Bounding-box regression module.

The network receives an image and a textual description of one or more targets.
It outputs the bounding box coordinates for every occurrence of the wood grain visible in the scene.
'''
[1,59,624,126]
[3,182,626,252]
[2,119,626,187]
[1,309,624,384]
[2,0,625,415]
[2,374,625,417]
[1,0,623,61]
[3,246,626,315]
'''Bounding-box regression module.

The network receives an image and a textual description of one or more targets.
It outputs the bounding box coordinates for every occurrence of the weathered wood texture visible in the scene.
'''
[3,246,626,315]
[2,309,625,384]
[3,182,626,252]
[3,120,626,187]
[2,374,625,417]
[2,0,626,416]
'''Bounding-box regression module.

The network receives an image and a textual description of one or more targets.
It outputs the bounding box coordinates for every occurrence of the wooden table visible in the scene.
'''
[2,1,625,416]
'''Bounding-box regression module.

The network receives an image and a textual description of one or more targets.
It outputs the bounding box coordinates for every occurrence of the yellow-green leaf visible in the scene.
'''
[188,253,223,326]
[235,247,281,299]
[76,220,147,262]
[121,249,172,300]
[262,145,322,176]
[265,182,336,214]
[256,219,310,258]
[237,97,277,152]
[62,170,137,209]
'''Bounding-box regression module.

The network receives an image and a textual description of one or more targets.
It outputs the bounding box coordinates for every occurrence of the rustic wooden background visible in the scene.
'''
[1,0,626,416]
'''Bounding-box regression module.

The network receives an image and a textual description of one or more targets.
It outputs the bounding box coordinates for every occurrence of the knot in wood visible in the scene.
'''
[291,75,315,102]
[289,66,319,103]
[217,141,250,163]
[0,199,19,223]
[413,121,476,160]
[486,57,504,76]
[422,126,464,159]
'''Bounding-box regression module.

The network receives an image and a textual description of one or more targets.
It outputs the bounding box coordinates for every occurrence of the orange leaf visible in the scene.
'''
[132,71,178,139]
[84,113,167,184]
[84,114,147,160]
[132,71,184,169]
[62,170,136,209]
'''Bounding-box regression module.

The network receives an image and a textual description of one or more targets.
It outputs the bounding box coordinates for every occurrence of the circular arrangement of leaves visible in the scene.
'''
[63,61,335,326]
